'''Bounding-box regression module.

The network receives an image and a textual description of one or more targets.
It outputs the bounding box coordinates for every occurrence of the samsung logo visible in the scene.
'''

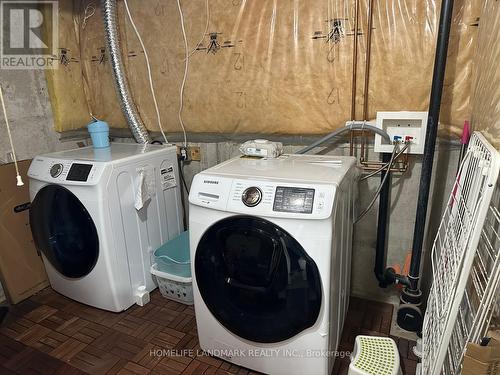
[203,180,219,184]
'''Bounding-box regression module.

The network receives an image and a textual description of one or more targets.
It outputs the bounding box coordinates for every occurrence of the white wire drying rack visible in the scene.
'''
[421,132,500,375]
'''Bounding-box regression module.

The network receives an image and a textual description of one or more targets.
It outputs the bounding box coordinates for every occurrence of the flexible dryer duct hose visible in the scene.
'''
[101,0,151,144]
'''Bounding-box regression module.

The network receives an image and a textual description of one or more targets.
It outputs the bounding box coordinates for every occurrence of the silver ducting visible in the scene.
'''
[101,0,151,144]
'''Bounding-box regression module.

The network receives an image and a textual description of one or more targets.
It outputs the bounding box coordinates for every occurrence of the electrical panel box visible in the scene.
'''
[374,111,428,154]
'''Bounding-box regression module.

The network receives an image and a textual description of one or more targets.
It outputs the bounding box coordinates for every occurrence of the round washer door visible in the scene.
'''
[195,215,322,343]
[29,184,99,279]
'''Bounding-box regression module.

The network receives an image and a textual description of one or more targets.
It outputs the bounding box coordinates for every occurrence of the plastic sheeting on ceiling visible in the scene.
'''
[46,0,480,137]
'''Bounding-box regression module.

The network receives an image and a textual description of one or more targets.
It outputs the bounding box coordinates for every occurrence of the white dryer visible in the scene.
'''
[189,154,358,375]
[28,143,183,312]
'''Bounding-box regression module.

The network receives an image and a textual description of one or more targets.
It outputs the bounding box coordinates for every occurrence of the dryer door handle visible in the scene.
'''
[225,277,269,294]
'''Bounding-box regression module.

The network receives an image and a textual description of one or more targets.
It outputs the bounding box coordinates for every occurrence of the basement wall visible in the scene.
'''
[178,141,460,304]
[0,69,459,306]
[0,69,81,303]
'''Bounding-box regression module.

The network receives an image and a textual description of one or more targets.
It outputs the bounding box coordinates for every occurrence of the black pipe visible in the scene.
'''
[373,152,411,288]
[408,0,455,291]
[375,153,391,287]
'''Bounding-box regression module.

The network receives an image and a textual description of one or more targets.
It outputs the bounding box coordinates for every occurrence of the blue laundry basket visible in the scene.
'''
[151,231,193,304]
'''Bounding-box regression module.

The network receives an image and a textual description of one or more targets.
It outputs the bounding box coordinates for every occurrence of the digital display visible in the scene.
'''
[273,187,315,214]
[66,163,93,182]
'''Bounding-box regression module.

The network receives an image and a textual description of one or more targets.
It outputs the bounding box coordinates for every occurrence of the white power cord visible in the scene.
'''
[184,0,210,61]
[176,0,189,147]
[81,1,96,30]
[123,0,168,144]
[0,85,24,186]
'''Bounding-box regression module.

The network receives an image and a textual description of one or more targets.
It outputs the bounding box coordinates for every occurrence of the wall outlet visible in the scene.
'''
[190,147,201,161]
[373,111,428,154]
[177,146,189,161]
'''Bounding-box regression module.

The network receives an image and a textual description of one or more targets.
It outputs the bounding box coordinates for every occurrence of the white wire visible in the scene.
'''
[123,0,168,144]
[176,0,189,147]
[184,0,210,61]
[0,85,23,186]
[81,1,96,30]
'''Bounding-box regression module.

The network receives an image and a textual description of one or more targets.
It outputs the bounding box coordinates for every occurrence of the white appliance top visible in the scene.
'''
[40,143,176,163]
[28,143,177,186]
[203,154,356,185]
[189,154,357,220]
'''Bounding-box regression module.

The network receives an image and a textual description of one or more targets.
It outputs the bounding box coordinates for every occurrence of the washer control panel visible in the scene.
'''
[242,187,263,207]
[49,163,64,178]
[28,157,103,185]
[189,174,336,219]
[273,187,315,214]
[66,163,93,182]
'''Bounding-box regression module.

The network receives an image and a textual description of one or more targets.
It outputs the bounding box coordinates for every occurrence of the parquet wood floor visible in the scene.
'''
[0,288,417,374]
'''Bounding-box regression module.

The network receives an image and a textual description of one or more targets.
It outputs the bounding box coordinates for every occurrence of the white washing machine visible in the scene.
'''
[28,143,183,312]
[189,154,358,375]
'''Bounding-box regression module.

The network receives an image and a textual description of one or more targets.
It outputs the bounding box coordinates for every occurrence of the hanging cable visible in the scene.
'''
[81,1,96,30]
[123,0,168,144]
[355,144,400,223]
[179,161,190,194]
[185,0,210,61]
[177,157,189,231]
[176,0,189,147]
[0,86,24,186]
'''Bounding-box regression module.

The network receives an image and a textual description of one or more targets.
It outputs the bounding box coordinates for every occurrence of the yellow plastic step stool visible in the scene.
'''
[348,336,402,375]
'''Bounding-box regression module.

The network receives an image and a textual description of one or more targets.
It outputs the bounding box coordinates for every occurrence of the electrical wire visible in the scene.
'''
[177,158,189,231]
[123,0,168,144]
[184,0,210,61]
[360,142,409,181]
[179,161,190,194]
[0,85,23,186]
[81,1,96,30]
[176,0,189,147]
[355,144,400,223]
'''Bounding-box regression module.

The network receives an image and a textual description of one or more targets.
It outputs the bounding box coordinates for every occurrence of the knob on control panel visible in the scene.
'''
[242,187,262,207]
[50,163,63,178]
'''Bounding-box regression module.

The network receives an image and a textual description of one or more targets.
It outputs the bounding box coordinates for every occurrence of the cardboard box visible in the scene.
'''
[466,340,500,363]
[490,331,500,343]
[0,160,49,304]
[462,354,498,375]
[462,338,500,375]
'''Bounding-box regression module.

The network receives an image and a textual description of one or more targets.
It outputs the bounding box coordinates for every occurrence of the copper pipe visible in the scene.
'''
[361,0,375,160]
[363,0,375,119]
[361,165,407,173]
[360,152,409,173]
[350,0,360,156]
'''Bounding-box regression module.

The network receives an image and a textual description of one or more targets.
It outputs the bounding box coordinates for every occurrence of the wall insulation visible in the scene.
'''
[471,0,499,150]
[47,0,479,137]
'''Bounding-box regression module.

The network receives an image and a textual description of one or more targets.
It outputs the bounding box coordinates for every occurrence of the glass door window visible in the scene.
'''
[195,215,322,343]
[30,185,99,279]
